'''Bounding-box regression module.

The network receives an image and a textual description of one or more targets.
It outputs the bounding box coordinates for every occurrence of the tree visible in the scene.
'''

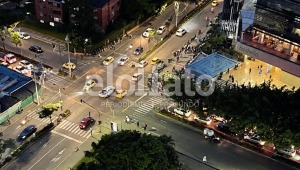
[0,132,16,158]
[9,31,21,47]
[39,102,61,123]
[0,26,7,51]
[78,130,179,170]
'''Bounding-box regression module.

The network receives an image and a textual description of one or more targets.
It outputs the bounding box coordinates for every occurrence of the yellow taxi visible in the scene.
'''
[115,90,127,99]
[62,62,76,69]
[211,0,218,6]
[151,57,161,65]
[103,56,115,65]
[83,79,96,91]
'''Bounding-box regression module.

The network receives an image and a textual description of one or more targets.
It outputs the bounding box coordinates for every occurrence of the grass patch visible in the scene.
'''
[72,156,94,169]
[19,19,67,40]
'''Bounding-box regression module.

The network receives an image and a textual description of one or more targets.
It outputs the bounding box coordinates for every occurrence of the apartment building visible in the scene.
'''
[34,0,66,26]
[35,0,120,28]
[235,0,300,87]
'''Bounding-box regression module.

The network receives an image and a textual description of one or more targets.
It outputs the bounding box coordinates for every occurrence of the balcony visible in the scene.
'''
[241,32,300,65]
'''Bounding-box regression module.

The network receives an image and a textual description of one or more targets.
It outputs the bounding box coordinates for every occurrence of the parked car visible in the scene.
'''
[137,60,148,68]
[103,56,115,65]
[244,134,266,146]
[19,32,31,39]
[83,79,96,91]
[151,57,161,65]
[157,26,166,35]
[29,45,43,53]
[14,65,29,74]
[79,116,95,129]
[118,56,129,66]
[115,90,127,99]
[0,61,8,67]
[275,146,296,157]
[62,62,76,69]
[194,115,212,125]
[18,125,37,140]
[216,122,235,135]
[176,28,187,37]
[174,108,191,117]
[134,46,144,55]
[19,60,33,69]
[99,86,115,98]
[132,73,142,82]
[0,53,17,64]
[142,28,155,37]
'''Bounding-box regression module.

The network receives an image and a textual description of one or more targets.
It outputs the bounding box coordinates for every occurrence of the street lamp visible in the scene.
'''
[65,35,72,78]
[84,38,89,56]
[80,99,101,125]
[53,83,65,102]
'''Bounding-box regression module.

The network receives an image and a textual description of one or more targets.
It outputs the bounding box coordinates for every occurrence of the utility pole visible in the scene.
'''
[33,71,40,105]
[174,1,179,27]
[65,35,72,78]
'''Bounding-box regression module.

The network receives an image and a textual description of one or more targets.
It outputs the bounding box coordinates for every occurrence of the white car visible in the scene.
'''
[4,53,16,64]
[132,73,142,82]
[276,146,296,157]
[137,60,148,68]
[194,115,212,125]
[244,134,266,146]
[99,86,115,98]
[142,28,155,38]
[174,108,191,117]
[14,65,28,74]
[19,60,33,69]
[157,26,166,35]
[176,28,187,37]
[19,32,31,39]
[83,79,96,91]
[118,56,129,65]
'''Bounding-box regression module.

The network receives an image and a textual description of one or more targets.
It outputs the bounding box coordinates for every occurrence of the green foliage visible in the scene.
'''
[77,130,179,170]
[10,31,21,47]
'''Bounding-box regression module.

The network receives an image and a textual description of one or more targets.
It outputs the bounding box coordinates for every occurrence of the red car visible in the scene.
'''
[79,117,94,129]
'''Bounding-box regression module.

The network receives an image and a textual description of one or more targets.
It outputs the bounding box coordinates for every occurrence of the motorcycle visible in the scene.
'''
[204,128,220,143]
[20,117,29,125]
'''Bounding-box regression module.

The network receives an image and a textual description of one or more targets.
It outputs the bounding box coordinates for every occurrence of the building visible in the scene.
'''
[35,0,120,29]
[221,0,244,38]
[34,0,67,26]
[234,0,300,87]
[91,0,120,29]
[0,66,40,124]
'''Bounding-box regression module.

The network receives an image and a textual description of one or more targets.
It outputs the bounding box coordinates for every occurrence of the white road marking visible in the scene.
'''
[51,130,83,144]
[28,138,66,170]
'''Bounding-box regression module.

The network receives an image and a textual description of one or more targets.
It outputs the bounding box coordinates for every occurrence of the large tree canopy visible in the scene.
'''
[77,130,179,170]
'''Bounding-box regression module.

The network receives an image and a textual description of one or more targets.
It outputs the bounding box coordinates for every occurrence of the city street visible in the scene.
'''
[0,1,298,170]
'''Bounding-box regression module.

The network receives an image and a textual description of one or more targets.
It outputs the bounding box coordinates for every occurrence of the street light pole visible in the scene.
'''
[65,35,71,78]
[33,71,40,105]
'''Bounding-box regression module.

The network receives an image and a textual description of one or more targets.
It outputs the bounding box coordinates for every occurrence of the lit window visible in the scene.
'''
[40,20,44,23]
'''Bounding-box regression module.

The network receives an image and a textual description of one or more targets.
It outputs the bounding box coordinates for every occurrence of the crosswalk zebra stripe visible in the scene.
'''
[65,123,76,131]
[63,122,75,131]
[77,130,87,136]
[73,128,82,134]
[57,120,68,128]
[70,127,79,133]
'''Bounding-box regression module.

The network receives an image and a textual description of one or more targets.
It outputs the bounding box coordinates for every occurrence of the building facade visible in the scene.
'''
[235,0,300,87]
[34,0,66,26]
[35,0,120,29]
[91,0,120,29]
[221,0,244,38]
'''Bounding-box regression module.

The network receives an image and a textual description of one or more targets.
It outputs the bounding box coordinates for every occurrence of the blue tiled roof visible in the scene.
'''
[0,65,32,95]
[90,0,109,8]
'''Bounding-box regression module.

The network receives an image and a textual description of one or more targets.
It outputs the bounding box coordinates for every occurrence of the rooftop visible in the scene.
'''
[0,65,32,96]
[186,53,237,78]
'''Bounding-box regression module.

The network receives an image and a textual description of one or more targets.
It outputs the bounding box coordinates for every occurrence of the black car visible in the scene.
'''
[133,47,144,55]
[216,122,235,135]
[29,45,43,53]
[18,125,37,140]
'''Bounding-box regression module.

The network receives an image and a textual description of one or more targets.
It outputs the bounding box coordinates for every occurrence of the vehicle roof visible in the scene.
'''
[104,86,114,90]
[87,79,95,83]
[159,26,165,28]
[133,73,141,76]
[5,53,15,57]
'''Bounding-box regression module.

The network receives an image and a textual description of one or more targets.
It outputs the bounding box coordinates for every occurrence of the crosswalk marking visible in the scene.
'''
[56,120,91,138]
[45,73,65,85]
[26,110,91,138]
[130,97,164,120]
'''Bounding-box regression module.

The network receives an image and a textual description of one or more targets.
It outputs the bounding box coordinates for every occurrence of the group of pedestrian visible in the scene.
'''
[229,75,235,83]
[136,121,147,130]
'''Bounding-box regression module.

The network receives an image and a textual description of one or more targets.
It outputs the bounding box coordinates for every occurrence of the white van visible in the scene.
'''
[174,108,191,117]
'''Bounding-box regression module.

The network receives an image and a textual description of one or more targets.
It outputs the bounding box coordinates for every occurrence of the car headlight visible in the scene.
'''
[22,136,26,139]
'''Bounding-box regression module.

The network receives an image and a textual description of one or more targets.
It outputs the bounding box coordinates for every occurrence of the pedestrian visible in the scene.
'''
[232,76,234,83]
[249,68,251,74]
[227,68,229,74]
[144,124,147,130]
[198,29,201,35]
[137,121,139,127]
[148,38,150,43]
[203,156,207,162]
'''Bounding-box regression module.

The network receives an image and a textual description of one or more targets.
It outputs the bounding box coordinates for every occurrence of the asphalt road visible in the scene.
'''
[1,1,298,170]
